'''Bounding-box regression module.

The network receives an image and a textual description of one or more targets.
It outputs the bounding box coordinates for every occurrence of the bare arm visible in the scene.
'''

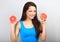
[10,23,16,42]
[40,22,46,42]
[10,21,20,42]
[15,21,20,42]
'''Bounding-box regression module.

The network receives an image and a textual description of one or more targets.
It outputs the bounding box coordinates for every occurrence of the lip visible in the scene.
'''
[30,15,35,17]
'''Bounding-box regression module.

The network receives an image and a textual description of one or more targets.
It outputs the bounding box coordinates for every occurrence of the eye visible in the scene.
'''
[29,10,32,12]
[34,10,36,12]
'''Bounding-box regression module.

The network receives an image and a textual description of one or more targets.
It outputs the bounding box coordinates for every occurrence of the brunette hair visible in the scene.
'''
[20,2,43,38]
[15,2,43,38]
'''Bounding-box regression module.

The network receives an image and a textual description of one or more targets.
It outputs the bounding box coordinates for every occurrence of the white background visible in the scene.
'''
[0,0,60,42]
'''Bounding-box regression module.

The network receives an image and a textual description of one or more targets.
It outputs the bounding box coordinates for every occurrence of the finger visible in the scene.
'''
[40,12,47,21]
[9,15,17,23]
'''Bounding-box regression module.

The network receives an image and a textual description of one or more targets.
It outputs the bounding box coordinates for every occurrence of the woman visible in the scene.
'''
[10,2,46,42]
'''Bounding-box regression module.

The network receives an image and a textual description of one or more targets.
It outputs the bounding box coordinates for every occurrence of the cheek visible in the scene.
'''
[26,12,30,17]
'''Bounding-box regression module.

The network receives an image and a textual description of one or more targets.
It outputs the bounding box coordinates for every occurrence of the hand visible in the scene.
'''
[40,19,46,25]
[9,16,18,27]
[40,13,47,24]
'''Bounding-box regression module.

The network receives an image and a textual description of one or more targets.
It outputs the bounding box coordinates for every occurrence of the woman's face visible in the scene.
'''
[26,6,36,20]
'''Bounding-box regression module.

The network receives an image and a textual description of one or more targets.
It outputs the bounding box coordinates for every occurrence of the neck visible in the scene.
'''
[25,18,32,23]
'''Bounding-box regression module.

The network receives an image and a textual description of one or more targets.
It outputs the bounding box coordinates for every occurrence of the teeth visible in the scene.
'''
[31,16,34,17]
[30,15,34,16]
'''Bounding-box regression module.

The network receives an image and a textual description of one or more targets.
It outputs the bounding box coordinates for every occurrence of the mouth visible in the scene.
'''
[30,15,35,17]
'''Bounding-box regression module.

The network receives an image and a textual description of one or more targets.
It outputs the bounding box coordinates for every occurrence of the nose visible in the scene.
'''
[31,11,36,15]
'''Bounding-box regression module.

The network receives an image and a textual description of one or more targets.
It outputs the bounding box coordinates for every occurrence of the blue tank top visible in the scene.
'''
[19,20,38,42]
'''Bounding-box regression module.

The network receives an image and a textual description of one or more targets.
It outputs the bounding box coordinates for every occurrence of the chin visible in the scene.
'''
[30,17,35,20]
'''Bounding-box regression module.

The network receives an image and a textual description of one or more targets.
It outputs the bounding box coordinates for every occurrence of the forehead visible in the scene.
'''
[28,6,36,10]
